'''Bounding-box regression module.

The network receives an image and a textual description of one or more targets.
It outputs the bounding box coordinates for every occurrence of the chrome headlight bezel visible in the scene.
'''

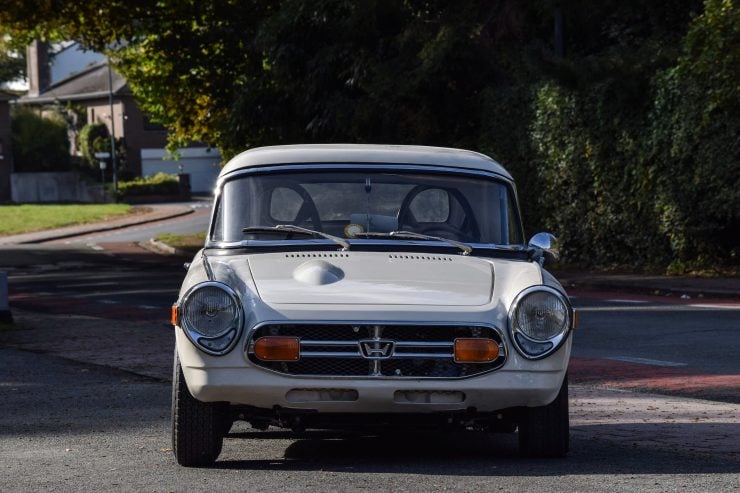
[508,285,572,360]
[178,281,244,356]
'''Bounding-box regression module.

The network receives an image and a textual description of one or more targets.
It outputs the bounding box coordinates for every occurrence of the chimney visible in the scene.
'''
[27,40,51,97]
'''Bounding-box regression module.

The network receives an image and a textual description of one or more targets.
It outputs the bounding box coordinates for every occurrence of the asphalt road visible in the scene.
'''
[1,241,739,490]
[5,244,184,322]
[1,348,737,492]
[571,297,739,374]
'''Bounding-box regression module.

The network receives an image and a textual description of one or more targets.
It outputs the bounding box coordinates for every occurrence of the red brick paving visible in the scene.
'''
[570,357,740,402]
[9,291,166,322]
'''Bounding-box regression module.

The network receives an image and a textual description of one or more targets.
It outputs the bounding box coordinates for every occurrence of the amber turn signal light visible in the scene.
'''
[254,336,300,361]
[454,338,499,363]
[171,304,179,326]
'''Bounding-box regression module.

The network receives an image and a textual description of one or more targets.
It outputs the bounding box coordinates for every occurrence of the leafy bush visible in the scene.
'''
[501,0,739,272]
[649,0,740,271]
[78,122,110,167]
[117,172,179,198]
[11,106,70,172]
[529,81,671,269]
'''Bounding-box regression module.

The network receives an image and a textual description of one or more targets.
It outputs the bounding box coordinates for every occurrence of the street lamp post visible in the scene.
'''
[107,57,118,198]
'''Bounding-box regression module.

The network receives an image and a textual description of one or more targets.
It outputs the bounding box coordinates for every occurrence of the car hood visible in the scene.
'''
[246,252,494,306]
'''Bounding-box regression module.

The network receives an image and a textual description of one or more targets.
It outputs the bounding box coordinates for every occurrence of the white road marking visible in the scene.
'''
[690,303,740,310]
[607,356,687,367]
[96,300,119,304]
[138,305,160,310]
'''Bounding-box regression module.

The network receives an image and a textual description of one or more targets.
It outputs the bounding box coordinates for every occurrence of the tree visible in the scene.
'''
[0,32,26,87]
[1,0,736,271]
[0,1,543,156]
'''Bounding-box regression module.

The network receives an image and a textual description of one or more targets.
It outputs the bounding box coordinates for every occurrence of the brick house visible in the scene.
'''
[18,41,220,194]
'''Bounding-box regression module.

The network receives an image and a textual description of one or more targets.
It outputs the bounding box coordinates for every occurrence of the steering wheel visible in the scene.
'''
[397,185,480,242]
[397,185,427,231]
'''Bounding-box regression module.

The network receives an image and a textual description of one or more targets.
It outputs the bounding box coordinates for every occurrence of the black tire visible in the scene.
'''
[518,376,569,458]
[172,353,226,467]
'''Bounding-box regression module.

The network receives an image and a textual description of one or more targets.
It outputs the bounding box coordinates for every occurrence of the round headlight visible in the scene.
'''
[180,282,243,355]
[514,291,568,341]
[509,286,571,359]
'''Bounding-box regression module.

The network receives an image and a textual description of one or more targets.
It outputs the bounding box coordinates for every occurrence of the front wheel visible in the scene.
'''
[172,353,226,467]
[518,376,570,458]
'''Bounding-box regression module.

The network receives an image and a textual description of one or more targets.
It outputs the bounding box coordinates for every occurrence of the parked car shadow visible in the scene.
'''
[214,423,739,475]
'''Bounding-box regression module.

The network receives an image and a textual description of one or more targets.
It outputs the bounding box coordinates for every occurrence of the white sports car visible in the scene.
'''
[171,144,575,466]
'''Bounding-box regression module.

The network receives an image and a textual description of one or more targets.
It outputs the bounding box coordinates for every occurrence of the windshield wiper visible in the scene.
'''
[354,230,472,256]
[242,225,350,251]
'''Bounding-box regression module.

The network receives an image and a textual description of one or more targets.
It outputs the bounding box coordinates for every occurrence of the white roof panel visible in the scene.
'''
[220,144,512,180]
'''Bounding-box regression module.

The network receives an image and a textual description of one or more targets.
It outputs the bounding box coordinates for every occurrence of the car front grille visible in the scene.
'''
[246,322,506,378]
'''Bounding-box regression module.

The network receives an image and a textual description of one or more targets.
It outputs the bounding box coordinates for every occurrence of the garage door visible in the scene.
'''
[141,147,221,194]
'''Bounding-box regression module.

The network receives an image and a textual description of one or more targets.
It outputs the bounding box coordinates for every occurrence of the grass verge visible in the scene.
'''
[154,232,206,253]
[0,204,133,236]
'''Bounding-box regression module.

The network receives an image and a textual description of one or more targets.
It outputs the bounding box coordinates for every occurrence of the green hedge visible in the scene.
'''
[649,0,740,271]
[529,81,671,269]
[117,173,180,198]
[481,0,739,273]
[11,107,70,172]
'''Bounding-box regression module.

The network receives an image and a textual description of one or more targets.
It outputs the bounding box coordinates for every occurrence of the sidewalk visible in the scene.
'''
[0,203,194,246]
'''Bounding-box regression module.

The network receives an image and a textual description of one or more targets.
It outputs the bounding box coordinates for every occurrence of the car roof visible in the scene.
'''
[219,144,512,180]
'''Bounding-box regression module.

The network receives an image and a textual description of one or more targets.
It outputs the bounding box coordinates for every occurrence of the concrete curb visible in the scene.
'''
[555,271,740,300]
[559,278,739,300]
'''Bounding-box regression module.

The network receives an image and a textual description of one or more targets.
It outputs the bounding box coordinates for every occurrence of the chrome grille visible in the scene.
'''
[246,322,506,378]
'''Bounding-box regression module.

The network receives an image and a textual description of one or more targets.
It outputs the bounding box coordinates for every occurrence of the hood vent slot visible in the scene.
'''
[388,254,454,262]
[285,253,349,259]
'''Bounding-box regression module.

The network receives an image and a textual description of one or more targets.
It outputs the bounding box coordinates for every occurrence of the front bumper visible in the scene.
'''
[176,329,571,413]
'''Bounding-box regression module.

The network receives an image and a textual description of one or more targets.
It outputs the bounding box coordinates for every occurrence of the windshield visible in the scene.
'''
[211,170,523,246]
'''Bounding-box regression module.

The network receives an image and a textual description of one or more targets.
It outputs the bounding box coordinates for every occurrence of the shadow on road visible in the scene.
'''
[213,425,739,475]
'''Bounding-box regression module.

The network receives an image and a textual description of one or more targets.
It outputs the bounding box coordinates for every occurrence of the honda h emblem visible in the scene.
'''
[358,339,395,359]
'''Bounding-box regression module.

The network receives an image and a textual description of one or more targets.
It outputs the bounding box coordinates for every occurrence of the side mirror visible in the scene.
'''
[528,232,559,266]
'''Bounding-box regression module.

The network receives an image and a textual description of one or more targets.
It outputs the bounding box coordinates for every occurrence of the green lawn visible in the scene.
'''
[155,232,207,252]
[0,204,133,236]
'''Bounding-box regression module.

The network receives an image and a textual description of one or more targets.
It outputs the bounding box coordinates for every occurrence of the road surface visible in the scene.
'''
[1,234,738,491]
